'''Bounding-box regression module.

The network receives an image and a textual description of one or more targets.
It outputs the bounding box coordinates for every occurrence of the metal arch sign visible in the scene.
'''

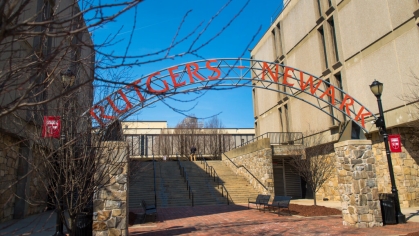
[88,58,376,132]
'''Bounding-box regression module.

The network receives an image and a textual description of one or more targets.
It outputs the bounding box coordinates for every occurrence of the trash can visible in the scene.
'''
[75,212,93,236]
[379,193,397,225]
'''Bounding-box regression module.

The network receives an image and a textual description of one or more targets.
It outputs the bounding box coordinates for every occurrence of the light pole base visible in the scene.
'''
[397,213,406,224]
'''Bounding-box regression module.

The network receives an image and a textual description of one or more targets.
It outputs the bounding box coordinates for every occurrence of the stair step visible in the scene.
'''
[129,160,262,208]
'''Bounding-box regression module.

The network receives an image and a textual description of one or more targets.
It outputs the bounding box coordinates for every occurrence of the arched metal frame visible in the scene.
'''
[88,58,376,132]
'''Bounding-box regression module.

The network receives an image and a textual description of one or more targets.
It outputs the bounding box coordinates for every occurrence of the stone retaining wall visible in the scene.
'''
[372,128,419,207]
[224,138,273,194]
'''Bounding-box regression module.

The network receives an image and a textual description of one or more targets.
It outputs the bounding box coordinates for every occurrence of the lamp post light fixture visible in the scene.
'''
[369,80,406,224]
[61,69,75,87]
[54,68,75,236]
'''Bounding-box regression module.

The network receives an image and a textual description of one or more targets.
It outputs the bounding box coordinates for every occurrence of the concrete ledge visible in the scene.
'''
[224,138,270,158]
[334,139,372,148]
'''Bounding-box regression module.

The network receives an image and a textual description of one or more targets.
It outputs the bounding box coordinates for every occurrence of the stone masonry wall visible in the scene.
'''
[0,134,48,223]
[0,134,19,223]
[372,128,419,207]
[334,140,382,228]
[224,139,273,195]
[309,127,419,208]
[314,151,340,202]
[93,141,129,236]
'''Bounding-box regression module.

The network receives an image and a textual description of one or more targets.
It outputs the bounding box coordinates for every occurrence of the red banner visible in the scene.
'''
[42,116,61,138]
[389,134,402,153]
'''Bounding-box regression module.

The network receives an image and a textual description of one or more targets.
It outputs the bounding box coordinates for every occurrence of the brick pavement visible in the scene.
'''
[129,204,419,236]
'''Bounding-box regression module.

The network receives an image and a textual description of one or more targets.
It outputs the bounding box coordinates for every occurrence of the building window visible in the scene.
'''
[334,73,345,122]
[325,79,335,125]
[334,73,343,100]
[316,0,322,17]
[254,121,258,136]
[252,88,258,117]
[272,24,283,60]
[284,104,290,132]
[279,107,284,132]
[327,17,339,64]
[318,26,329,70]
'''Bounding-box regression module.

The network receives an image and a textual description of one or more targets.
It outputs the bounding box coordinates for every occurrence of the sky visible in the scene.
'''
[90,0,284,128]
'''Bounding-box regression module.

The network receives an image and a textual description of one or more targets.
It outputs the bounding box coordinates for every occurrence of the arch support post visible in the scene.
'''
[93,141,129,235]
[334,140,383,228]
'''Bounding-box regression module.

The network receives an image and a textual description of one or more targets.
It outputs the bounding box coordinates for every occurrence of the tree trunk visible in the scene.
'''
[69,217,76,236]
[313,191,317,206]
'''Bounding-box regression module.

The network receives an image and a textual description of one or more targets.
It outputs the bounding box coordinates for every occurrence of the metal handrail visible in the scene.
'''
[152,154,157,208]
[199,154,232,205]
[223,153,268,191]
[176,154,194,206]
[234,132,303,149]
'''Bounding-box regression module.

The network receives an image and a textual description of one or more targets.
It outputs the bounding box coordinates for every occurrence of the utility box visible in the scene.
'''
[379,193,397,225]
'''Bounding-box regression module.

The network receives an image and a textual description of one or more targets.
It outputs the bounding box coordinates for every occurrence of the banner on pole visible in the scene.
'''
[42,116,61,138]
[389,134,402,153]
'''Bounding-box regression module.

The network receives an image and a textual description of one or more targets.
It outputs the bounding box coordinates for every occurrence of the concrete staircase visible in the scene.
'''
[181,161,227,206]
[129,160,261,209]
[201,161,260,204]
[129,161,219,208]
[129,161,156,209]
[129,161,192,209]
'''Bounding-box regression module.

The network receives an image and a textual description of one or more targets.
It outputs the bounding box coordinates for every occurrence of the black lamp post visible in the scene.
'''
[369,80,406,224]
[54,69,75,236]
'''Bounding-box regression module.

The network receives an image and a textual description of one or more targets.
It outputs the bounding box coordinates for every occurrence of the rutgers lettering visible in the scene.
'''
[90,60,372,129]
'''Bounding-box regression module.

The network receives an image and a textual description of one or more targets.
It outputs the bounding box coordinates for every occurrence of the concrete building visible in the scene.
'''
[122,121,255,159]
[0,0,94,222]
[250,0,419,207]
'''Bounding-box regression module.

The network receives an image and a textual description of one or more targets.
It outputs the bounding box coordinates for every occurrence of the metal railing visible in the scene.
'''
[199,154,233,205]
[234,132,303,149]
[152,154,157,208]
[176,154,194,206]
[223,153,268,191]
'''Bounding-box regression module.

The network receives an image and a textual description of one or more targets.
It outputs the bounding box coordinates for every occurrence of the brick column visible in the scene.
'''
[93,141,129,236]
[334,140,383,228]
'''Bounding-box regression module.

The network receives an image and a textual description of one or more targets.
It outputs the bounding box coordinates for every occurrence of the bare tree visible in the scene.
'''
[152,116,234,160]
[401,73,419,134]
[0,0,257,232]
[172,115,201,160]
[204,116,229,160]
[0,81,130,235]
[154,128,174,158]
[289,134,336,206]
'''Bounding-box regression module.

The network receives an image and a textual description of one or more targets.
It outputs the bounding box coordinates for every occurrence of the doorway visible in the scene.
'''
[272,157,302,199]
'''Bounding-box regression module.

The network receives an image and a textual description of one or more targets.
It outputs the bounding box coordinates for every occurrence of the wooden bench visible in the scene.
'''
[263,196,292,215]
[248,194,271,210]
[141,200,157,223]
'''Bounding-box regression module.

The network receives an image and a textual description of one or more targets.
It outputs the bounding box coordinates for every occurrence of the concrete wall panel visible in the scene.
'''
[345,40,402,114]
[289,94,333,132]
[338,0,392,60]
[258,108,281,135]
[394,27,419,97]
[254,86,280,119]
[282,0,317,54]
[254,36,275,62]
[285,32,324,76]
[387,0,417,29]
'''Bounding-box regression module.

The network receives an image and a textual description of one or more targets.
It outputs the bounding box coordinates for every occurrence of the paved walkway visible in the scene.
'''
[1,200,419,235]
[129,201,419,236]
